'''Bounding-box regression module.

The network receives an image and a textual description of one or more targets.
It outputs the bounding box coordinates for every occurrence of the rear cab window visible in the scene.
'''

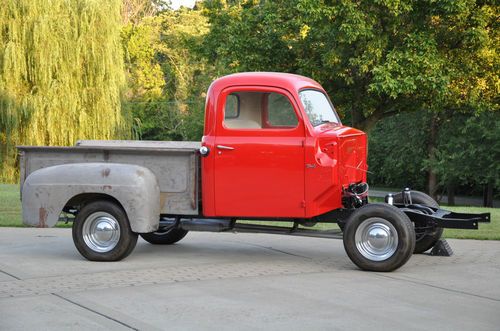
[223,91,298,130]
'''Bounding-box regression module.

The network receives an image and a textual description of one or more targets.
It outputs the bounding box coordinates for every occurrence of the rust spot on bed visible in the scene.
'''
[38,207,48,228]
[136,169,145,177]
[101,168,111,177]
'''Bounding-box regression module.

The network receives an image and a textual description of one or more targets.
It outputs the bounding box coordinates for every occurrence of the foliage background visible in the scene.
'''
[0,0,129,182]
[0,0,498,202]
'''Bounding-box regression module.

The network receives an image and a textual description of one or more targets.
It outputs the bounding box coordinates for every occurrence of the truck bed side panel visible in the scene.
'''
[18,145,199,215]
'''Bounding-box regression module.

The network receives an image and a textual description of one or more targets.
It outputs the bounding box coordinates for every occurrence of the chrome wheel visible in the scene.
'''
[354,217,398,261]
[82,212,121,253]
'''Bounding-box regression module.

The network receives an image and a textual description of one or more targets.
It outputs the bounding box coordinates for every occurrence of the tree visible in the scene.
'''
[122,7,213,141]
[122,0,156,25]
[368,110,500,202]
[121,0,171,25]
[0,0,129,183]
[432,112,500,206]
[367,111,430,192]
[202,0,497,131]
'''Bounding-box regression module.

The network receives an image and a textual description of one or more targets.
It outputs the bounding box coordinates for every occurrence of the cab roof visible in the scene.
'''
[210,72,324,93]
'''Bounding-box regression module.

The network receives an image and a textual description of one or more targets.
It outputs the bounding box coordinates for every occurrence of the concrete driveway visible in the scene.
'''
[0,228,499,331]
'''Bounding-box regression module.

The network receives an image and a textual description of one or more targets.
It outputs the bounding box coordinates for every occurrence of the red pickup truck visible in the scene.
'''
[18,72,489,271]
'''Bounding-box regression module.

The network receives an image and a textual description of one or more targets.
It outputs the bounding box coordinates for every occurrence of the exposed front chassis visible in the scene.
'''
[397,204,490,229]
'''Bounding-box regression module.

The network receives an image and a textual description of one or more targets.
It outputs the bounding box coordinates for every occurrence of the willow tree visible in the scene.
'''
[0,0,129,182]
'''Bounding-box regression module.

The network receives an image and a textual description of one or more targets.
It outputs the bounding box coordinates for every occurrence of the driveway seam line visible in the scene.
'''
[375,274,500,302]
[0,269,21,280]
[231,241,312,259]
[51,293,139,330]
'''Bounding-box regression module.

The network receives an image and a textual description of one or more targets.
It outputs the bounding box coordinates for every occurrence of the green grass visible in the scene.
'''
[0,184,498,239]
[0,184,22,227]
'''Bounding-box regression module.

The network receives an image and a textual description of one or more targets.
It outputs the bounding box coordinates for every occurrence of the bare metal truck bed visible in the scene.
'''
[18,140,201,229]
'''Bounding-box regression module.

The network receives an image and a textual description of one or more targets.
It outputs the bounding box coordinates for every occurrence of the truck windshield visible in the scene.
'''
[299,90,339,127]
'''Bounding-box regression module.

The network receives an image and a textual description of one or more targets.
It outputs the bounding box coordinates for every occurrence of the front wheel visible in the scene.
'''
[72,200,138,261]
[343,204,416,272]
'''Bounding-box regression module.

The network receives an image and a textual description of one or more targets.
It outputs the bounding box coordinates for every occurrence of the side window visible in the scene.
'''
[223,91,298,130]
[267,93,298,127]
[224,94,239,119]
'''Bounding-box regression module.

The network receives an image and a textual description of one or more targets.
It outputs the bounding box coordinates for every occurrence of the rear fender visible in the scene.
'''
[21,163,160,233]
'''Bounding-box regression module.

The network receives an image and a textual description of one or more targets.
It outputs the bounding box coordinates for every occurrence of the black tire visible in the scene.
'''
[140,228,188,245]
[393,191,443,254]
[343,203,416,272]
[72,200,138,261]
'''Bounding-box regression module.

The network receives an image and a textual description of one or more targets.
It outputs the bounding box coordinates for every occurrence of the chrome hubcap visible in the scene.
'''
[82,212,120,253]
[355,217,398,261]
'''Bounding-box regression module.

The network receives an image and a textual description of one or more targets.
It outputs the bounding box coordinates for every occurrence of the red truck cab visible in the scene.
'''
[201,72,367,219]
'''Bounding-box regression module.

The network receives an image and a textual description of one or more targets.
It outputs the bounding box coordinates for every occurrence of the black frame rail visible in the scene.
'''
[397,204,491,229]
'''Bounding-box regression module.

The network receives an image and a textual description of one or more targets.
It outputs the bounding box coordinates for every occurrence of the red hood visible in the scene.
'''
[314,124,368,188]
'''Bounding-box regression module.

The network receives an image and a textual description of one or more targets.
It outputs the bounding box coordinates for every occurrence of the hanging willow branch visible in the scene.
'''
[0,0,130,183]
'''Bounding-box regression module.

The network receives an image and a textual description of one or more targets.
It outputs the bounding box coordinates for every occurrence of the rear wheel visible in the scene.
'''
[393,191,443,254]
[140,227,188,245]
[343,204,415,272]
[72,200,138,261]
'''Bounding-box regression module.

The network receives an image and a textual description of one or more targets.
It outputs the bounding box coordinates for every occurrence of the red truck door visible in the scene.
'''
[213,87,305,218]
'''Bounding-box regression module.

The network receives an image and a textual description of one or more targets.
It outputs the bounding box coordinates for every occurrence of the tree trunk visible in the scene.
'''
[351,104,397,133]
[447,182,455,206]
[483,183,493,207]
[350,108,367,130]
[427,116,438,201]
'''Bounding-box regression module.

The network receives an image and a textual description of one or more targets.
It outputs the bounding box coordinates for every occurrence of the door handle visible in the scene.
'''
[216,145,235,150]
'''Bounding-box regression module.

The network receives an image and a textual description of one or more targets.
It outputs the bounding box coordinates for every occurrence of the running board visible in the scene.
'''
[159,218,343,239]
[233,223,343,239]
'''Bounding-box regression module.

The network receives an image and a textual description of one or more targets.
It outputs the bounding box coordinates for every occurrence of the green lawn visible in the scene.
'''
[0,184,22,227]
[1,184,498,239]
